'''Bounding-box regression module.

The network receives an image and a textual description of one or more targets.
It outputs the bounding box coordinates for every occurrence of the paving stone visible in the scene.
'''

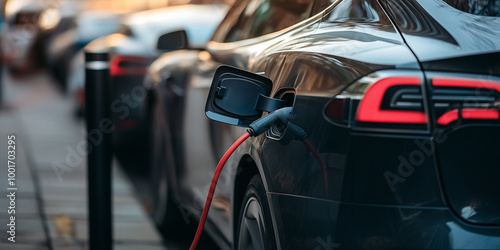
[38,171,87,190]
[0,243,49,250]
[51,239,86,250]
[0,179,36,195]
[115,219,163,243]
[1,70,170,249]
[114,242,168,250]
[0,191,36,200]
[47,218,163,243]
[40,185,86,199]
[43,200,87,219]
[43,195,150,221]
[50,240,172,250]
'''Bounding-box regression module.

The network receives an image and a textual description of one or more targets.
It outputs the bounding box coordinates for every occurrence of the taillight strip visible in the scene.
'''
[432,78,500,125]
[433,78,500,94]
[110,55,150,77]
[437,108,500,125]
[356,77,427,124]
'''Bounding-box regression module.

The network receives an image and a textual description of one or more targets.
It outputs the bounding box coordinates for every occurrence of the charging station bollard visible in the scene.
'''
[0,50,3,106]
[0,60,3,106]
[85,50,113,250]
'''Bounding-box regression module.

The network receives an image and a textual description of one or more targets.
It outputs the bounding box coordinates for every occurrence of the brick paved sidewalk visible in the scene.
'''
[0,70,166,250]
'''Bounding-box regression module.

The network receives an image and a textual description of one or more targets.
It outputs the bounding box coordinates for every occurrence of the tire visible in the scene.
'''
[236,175,277,250]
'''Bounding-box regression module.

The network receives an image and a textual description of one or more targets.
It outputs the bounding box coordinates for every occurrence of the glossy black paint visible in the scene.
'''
[144,0,500,249]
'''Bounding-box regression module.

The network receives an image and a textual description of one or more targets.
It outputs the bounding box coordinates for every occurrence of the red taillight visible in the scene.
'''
[116,119,139,130]
[437,109,500,125]
[324,71,429,131]
[431,77,500,126]
[76,88,85,107]
[356,77,427,124]
[110,55,152,77]
[325,72,500,131]
[325,98,348,121]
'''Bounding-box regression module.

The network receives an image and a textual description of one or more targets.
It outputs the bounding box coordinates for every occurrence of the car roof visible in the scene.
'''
[123,4,227,26]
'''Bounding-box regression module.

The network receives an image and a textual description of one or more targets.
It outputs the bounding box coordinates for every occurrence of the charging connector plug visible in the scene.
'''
[247,107,306,141]
[247,107,292,136]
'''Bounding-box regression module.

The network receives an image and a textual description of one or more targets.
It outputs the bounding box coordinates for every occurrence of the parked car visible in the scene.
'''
[143,0,500,249]
[77,3,228,155]
[38,0,82,65]
[1,0,48,74]
[46,10,123,90]
[1,0,80,75]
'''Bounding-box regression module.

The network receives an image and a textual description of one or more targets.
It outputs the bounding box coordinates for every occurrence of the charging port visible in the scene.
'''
[267,89,296,140]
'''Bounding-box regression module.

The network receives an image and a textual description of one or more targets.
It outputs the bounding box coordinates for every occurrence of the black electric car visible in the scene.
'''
[143,0,500,249]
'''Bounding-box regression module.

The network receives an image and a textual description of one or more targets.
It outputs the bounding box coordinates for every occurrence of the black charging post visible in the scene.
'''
[0,15,4,107]
[85,49,113,250]
[0,57,3,106]
[0,44,3,107]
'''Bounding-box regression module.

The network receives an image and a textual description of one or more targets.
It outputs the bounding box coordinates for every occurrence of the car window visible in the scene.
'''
[442,0,500,16]
[211,0,251,42]
[212,0,314,43]
[223,0,266,42]
[311,0,393,22]
[189,0,235,3]
[326,0,382,22]
[118,24,134,37]
[243,0,314,40]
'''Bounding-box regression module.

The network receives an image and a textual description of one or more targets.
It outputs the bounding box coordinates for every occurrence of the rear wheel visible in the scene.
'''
[236,175,277,250]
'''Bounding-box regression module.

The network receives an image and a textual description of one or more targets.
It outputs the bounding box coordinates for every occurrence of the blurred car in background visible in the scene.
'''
[58,0,231,93]
[143,0,500,249]
[1,0,81,76]
[79,3,228,155]
[38,0,82,64]
[46,10,123,91]
[1,0,48,74]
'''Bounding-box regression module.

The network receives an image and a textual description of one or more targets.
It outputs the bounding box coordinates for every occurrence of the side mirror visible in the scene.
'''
[157,30,188,51]
[205,65,285,127]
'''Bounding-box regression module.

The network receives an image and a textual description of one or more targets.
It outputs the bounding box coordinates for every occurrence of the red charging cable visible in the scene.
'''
[189,107,324,249]
[189,132,251,250]
[303,139,328,197]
